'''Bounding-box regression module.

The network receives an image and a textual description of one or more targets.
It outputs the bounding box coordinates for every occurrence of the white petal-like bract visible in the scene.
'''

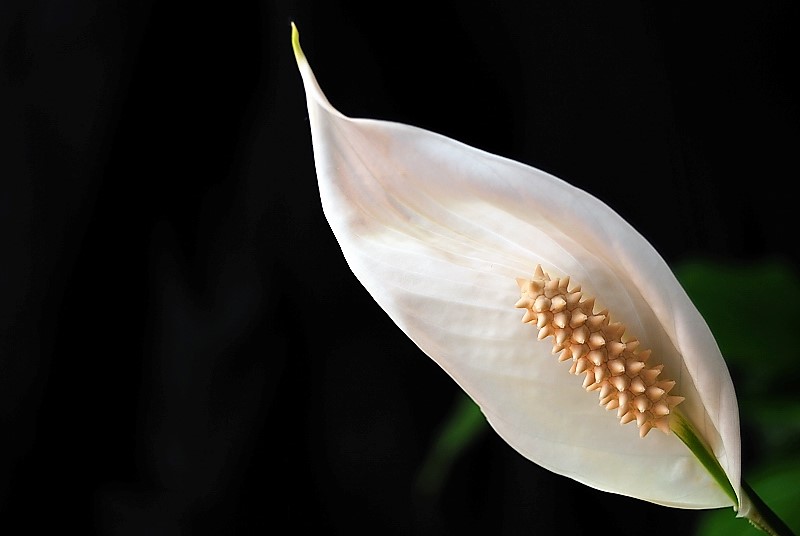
[293,24,745,512]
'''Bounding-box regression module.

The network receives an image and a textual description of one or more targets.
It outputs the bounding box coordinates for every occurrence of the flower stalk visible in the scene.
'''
[672,410,795,536]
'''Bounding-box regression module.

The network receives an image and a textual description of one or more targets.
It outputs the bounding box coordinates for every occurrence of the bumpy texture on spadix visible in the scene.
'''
[292,23,747,514]
[516,265,685,438]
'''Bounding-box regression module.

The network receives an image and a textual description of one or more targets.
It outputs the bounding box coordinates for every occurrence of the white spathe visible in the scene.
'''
[293,24,746,513]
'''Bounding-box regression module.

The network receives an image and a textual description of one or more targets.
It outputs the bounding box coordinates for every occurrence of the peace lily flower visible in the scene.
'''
[291,23,791,534]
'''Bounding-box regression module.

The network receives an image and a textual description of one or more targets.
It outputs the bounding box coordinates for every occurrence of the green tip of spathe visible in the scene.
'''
[291,22,304,62]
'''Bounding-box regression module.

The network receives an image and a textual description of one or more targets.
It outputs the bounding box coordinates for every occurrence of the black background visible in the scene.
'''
[1,1,797,534]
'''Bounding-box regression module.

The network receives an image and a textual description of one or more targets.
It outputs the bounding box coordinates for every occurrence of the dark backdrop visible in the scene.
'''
[1,2,797,535]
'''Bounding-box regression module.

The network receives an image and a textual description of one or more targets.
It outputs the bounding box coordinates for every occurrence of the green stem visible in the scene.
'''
[741,480,796,536]
[670,410,796,536]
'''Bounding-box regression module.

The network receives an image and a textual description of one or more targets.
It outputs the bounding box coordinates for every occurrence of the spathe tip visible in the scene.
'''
[291,21,304,63]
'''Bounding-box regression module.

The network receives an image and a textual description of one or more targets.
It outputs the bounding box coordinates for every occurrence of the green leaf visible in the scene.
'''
[674,259,800,385]
[743,399,800,457]
[415,394,487,497]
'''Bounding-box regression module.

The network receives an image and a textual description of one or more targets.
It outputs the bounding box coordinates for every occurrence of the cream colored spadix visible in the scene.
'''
[292,23,747,513]
[516,265,685,438]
